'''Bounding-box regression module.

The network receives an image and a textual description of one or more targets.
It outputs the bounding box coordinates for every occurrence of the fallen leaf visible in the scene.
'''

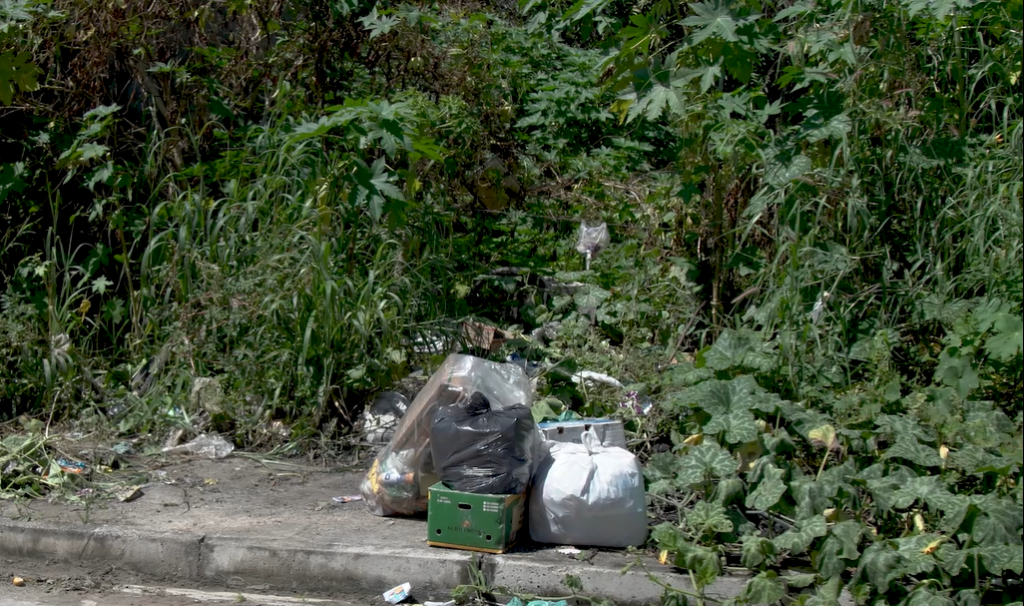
[683,433,704,446]
[204,478,218,486]
[116,485,144,503]
[808,425,840,451]
[659,550,670,565]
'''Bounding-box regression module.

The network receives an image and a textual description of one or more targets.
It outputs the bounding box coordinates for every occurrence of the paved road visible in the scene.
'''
[0,583,362,606]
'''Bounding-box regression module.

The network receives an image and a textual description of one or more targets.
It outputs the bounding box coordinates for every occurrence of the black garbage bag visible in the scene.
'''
[430,392,536,495]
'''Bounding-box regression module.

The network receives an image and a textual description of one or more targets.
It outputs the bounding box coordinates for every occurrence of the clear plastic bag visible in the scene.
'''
[575,221,610,270]
[360,354,534,516]
[430,392,535,495]
[529,430,647,548]
[162,433,234,459]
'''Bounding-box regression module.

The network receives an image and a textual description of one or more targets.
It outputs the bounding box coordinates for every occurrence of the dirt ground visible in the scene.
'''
[0,447,422,605]
[0,449,405,541]
[1,553,366,605]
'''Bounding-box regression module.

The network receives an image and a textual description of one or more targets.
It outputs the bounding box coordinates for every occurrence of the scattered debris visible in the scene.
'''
[618,391,654,416]
[365,392,411,444]
[810,291,831,324]
[539,419,628,450]
[506,353,543,377]
[56,459,86,474]
[423,601,455,606]
[570,370,624,389]
[116,485,145,503]
[332,495,363,504]
[461,320,508,353]
[556,547,582,555]
[382,582,412,604]
[508,598,568,606]
[191,377,226,416]
[12,577,26,587]
[576,221,610,270]
[162,433,234,459]
[111,441,134,455]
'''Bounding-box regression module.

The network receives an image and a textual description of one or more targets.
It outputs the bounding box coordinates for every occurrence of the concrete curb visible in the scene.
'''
[0,519,741,605]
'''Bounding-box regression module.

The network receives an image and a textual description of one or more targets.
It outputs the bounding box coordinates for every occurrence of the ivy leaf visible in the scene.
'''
[902,586,956,606]
[686,500,733,535]
[672,377,766,444]
[856,542,903,593]
[817,520,865,578]
[701,329,753,370]
[673,542,722,590]
[884,438,944,468]
[773,514,827,554]
[682,1,740,44]
[983,312,1023,362]
[875,414,935,443]
[894,534,942,575]
[676,442,737,486]
[890,475,959,512]
[805,577,842,606]
[91,276,113,295]
[741,533,776,568]
[746,463,786,510]
[651,522,686,552]
[743,571,786,605]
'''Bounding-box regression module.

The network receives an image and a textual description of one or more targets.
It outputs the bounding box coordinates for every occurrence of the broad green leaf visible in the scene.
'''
[983,312,1023,362]
[701,329,753,370]
[894,534,941,575]
[884,438,944,468]
[671,376,771,444]
[875,414,935,442]
[856,542,902,593]
[673,542,721,590]
[651,522,686,552]
[941,545,1024,577]
[773,514,827,554]
[714,477,746,505]
[573,284,612,311]
[765,154,811,187]
[743,571,786,605]
[888,475,952,510]
[686,500,733,535]
[740,533,776,568]
[676,442,737,486]
[682,2,739,43]
[745,463,786,510]
[902,586,956,606]
[531,398,561,424]
[805,577,843,606]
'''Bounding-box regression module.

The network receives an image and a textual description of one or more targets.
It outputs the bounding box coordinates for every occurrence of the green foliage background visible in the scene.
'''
[1,0,1021,604]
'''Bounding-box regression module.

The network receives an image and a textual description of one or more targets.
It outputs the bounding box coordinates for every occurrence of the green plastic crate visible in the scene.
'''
[427,482,525,554]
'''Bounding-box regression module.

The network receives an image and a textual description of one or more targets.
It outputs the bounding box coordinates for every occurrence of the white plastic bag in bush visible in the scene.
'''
[529,429,648,548]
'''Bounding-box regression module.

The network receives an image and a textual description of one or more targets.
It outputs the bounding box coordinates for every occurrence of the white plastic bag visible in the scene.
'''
[529,430,647,548]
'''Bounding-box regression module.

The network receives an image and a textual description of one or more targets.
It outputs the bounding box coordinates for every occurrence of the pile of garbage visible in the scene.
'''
[360,354,647,551]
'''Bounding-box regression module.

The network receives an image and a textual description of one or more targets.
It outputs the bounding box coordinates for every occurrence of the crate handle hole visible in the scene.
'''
[458,503,472,510]
[557,427,565,434]
[435,529,442,535]
[485,535,493,542]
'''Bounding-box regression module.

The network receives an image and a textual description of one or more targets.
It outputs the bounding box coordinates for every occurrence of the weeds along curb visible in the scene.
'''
[0,518,761,605]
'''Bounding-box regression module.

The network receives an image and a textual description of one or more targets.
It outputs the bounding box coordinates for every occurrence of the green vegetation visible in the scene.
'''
[1,0,1021,604]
